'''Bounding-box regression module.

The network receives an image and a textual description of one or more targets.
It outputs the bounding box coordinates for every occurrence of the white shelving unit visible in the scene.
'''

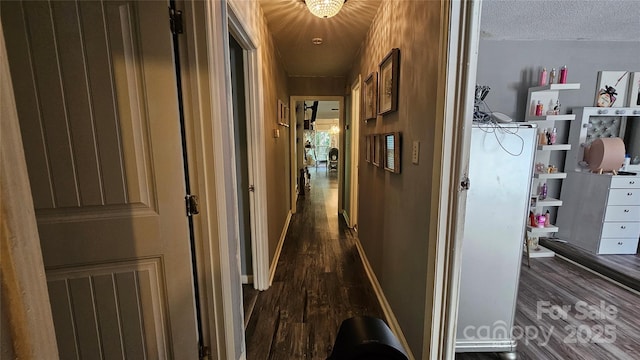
[526,83,581,258]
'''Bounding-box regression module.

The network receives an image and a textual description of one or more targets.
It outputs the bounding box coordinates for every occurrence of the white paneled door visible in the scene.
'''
[1,0,199,358]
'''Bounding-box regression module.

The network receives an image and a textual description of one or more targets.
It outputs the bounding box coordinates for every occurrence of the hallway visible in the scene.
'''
[243,169,384,359]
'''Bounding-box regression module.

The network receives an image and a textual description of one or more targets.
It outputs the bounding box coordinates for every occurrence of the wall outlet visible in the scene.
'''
[412,141,420,164]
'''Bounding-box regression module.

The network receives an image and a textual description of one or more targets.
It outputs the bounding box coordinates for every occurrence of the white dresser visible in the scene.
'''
[557,172,640,254]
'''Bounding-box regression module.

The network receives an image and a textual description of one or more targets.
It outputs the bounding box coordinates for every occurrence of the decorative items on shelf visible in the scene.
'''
[538,65,568,86]
[539,182,548,200]
[529,210,549,229]
[535,162,558,174]
[538,128,557,145]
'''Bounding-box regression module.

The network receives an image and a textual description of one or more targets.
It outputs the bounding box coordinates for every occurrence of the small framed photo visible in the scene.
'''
[378,48,400,115]
[627,72,640,108]
[383,132,401,174]
[530,195,539,208]
[372,135,381,167]
[594,71,629,108]
[363,72,378,120]
[277,99,289,126]
[365,135,372,163]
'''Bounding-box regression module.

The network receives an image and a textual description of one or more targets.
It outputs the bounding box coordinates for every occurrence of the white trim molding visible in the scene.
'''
[228,0,270,293]
[0,23,59,359]
[202,1,246,358]
[269,211,292,285]
[354,239,415,360]
[423,1,482,359]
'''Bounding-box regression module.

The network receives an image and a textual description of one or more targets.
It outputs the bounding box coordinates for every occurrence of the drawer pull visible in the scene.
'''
[621,226,627,229]
[628,192,633,196]
[631,181,636,185]
[618,242,624,245]
[624,209,630,213]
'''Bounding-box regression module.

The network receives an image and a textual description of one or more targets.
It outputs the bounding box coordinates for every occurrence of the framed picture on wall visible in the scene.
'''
[372,134,381,167]
[378,48,400,115]
[383,132,401,174]
[594,71,629,108]
[277,99,290,127]
[363,72,377,120]
[628,72,640,108]
[365,135,372,163]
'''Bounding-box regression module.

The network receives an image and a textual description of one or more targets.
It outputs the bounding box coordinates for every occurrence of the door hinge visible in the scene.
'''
[460,175,471,191]
[169,8,183,35]
[186,195,200,216]
[199,344,210,360]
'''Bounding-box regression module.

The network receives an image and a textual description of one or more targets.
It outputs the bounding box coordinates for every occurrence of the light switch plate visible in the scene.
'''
[412,141,419,164]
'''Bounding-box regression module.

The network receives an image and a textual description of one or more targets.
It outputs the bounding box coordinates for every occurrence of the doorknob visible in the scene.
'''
[249,185,255,192]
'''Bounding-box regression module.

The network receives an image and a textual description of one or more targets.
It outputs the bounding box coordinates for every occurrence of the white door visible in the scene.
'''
[2,1,199,358]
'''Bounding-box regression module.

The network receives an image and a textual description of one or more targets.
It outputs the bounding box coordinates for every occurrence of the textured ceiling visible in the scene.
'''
[481,0,640,41]
[259,0,639,78]
[259,0,382,76]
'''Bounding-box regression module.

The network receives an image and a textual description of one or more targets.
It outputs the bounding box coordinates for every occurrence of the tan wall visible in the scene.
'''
[259,9,291,263]
[348,0,445,357]
[289,76,347,96]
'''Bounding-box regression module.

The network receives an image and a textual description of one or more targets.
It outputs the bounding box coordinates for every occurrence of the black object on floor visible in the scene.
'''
[328,316,409,360]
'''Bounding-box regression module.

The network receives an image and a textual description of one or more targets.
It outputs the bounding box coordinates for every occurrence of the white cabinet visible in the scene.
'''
[557,172,640,254]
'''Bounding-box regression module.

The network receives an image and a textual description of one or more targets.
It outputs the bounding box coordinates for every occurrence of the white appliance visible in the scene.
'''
[456,123,537,357]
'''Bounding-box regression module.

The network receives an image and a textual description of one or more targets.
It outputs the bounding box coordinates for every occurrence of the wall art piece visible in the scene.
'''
[372,134,381,167]
[365,135,371,163]
[383,132,401,174]
[594,71,629,108]
[627,72,640,108]
[378,48,400,115]
[363,72,377,120]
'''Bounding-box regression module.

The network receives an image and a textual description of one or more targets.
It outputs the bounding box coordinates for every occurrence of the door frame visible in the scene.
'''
[191,0,270,358]
[289,95,345,214]
[422,0,482,359]
[348,76,361,229]
[227,6,270,292]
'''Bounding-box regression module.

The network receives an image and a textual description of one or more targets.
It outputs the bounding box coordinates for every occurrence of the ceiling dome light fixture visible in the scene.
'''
[306,0,345,19]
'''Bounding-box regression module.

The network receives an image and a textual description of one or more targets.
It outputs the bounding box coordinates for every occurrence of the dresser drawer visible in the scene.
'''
[598,238,639,255]
[604,206,640,222]
[607,188,640,205]
[601,222,640,238]
[610,177,640,189]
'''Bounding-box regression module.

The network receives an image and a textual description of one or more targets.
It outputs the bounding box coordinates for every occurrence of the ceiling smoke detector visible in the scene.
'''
[312,37,323,45]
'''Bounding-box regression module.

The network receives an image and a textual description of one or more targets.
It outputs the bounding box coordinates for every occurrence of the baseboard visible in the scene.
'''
[354,238,415,360]
[342,210,350,227]
[241,275,254,284]
[269,210,292,285]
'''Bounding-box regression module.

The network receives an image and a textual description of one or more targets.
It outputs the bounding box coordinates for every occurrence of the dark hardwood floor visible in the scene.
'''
[244,167,640,359]
[457,256,640,360]
[243,168,384,360]
[540,238,640,292]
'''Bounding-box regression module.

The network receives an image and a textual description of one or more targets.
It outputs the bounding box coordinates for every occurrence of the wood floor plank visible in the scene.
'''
[458,256,640,359]
[244,173,385,359]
